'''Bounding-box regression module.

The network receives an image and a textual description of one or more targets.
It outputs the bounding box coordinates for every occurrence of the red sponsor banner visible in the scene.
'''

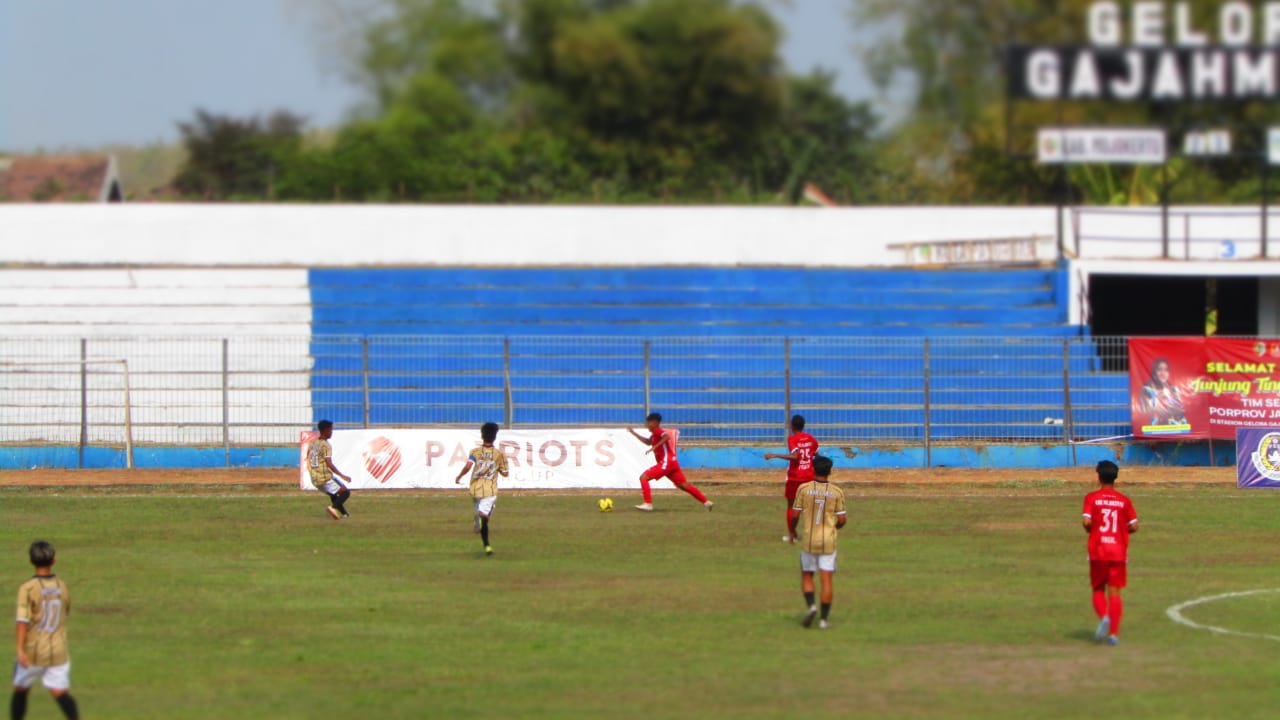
[1129,338,1280,440]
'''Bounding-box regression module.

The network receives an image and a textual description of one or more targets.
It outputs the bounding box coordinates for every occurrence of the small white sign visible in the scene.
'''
[1184,130,1232,157]
[1269,128,1280,165]
[1038,127,1166,165]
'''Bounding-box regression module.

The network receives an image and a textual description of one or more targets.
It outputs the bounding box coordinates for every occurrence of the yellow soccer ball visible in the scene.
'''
[598,497,614,513]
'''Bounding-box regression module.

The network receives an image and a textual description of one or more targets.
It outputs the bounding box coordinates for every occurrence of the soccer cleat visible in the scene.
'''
[325,507,340,520]
[634,503,654,512]
[802,606,818,628]
[818,619,831,630]
[1106,635,1119,646]
[485,546,494,556]
[340,511,350,518]
[704,501,714,511]
[1095,616,1111,641]
[782,535,793,543]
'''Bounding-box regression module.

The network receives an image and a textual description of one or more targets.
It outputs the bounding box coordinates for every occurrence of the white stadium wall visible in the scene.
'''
[0,204,1063,267]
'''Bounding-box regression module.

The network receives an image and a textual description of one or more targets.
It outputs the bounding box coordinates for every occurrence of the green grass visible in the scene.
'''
[2,483,1279,719]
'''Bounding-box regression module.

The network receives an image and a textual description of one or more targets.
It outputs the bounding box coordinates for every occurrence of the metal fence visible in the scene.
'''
[0,335,1134,463]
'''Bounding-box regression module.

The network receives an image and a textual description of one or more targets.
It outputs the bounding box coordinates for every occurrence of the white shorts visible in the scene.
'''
[800,551,838,573]
[13,660,70,691]
[474,496,497,517]
[317,479,346,495]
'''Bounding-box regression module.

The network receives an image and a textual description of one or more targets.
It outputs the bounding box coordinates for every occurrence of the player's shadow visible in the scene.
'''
[1064,628,1097,643]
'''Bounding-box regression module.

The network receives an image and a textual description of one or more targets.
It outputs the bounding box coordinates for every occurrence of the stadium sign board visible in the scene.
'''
[1008,2,1280,102]
[1037,127,1167,164]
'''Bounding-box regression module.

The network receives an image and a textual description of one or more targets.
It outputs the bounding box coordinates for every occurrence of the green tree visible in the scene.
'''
[173,110,306,200]
[289,0,868,203]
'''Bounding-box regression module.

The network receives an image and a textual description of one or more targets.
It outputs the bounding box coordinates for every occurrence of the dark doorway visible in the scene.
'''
[1088,274,1259,369]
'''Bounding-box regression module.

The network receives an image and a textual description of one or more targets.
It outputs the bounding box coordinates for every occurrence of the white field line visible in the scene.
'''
[1165,589,1280,642]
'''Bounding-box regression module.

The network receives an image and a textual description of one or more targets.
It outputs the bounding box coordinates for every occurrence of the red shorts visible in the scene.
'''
[643,465,687,485]
[1090,560,1127,589]
[784,480,805,502]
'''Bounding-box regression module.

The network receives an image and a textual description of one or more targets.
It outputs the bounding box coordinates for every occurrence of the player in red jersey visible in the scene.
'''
[765,414,818,542]
[1082,460,1139,646]
[627,413,713,512]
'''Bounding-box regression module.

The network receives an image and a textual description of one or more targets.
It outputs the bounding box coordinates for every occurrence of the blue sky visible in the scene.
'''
[0,0,881,151]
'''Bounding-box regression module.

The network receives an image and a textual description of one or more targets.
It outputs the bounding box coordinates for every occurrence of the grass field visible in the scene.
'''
[1,477,1279,719]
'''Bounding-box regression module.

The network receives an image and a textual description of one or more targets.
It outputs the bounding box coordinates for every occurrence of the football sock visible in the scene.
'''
[804,591,815,608]
[1092,590,1108,618]
[54,693,78,720]
[334,489,351,513]
[680,483,709,503]
[820,602,831,621]
[480,516,490,547]
[11,690,28,720]
[1109,595,1123,635]
[640,477,653,504]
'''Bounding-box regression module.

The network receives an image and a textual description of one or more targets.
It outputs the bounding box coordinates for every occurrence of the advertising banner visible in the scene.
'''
[1235,428,1280,489]
[1129,338,1280,440]
[299,428,650,490]
[1037,127,1166,164]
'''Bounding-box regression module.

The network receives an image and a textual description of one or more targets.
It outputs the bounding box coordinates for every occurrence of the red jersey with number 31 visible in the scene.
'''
[786,432,818,482]
[1083,487,1137,562]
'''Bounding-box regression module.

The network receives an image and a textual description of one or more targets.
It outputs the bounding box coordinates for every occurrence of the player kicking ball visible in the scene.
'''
[455,422,509,556]
[306,420,353,519]
[788,455,846,629]
[627,413,713,512]
[1082,460,1138,646]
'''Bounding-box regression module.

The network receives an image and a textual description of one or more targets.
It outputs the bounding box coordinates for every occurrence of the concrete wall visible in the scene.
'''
[0,204,1060,267]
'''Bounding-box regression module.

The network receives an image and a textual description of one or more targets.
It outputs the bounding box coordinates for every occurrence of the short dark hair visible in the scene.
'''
[317,420,333,431]
[28,541,55,568]
[646,412,662,423]
[1096,460,1119,484]
[812,454,833,478]
[481,422,500,443]
[790,414,806,431]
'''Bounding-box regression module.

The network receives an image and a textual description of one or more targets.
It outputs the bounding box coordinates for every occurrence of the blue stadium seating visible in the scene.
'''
[307,267,1126,442]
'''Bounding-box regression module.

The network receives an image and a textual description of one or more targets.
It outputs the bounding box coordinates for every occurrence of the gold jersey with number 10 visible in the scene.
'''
[16,575,71,667]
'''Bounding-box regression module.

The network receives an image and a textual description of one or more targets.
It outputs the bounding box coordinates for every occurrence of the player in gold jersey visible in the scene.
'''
[788,456,846,630]
[455,422,509,556]
[12,541,79,720]
[307,420,353,520]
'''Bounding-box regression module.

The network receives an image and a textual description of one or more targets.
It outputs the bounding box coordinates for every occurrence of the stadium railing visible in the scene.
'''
[0,335,1133,466]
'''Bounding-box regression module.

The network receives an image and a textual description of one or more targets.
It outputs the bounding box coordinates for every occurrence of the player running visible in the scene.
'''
[455,422,509,556]
[1082,460,1138,646]
[765,414,818,541]
[789,455,846,629]
[627,413,713,512]
[307,420,353,519]
[12,541,80,720]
